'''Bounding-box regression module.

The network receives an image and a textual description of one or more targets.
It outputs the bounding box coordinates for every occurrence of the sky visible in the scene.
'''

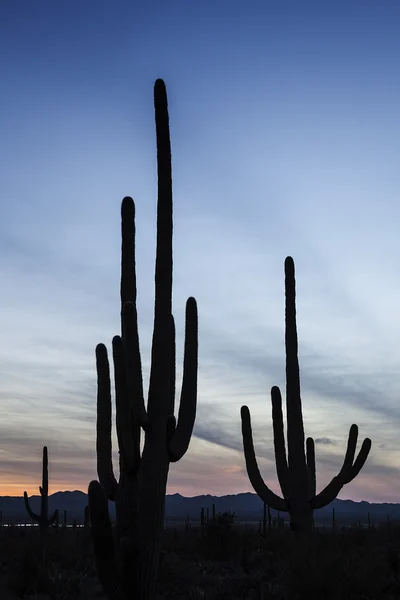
[1,0,400,505]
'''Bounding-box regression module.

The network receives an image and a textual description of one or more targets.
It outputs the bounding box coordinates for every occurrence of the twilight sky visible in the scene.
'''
[1,0,400,504]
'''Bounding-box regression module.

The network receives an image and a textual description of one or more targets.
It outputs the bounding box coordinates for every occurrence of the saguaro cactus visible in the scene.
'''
[24,446,58,529]
[241,257,371,535]
[24,446,58,559]
[88,79,198,600]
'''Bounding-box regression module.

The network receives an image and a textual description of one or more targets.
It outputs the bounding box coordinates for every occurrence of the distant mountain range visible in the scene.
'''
[1,491,400,526]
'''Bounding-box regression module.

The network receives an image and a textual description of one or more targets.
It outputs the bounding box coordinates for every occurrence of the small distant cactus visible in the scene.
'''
[184,513,191,531]
[241,257,372,536]
[84,504,90,529]
[52,510,59,529]
[23,446,58,559]
[23,446,58,529]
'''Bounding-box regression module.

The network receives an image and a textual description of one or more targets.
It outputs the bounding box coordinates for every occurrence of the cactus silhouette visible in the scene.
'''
[88,79,198,600]
[241,257,371,535]
[24,446,58,560]
[23,446,58,529]
[84,504,90,528]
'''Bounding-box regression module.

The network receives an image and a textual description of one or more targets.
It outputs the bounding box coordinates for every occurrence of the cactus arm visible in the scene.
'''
[271,386,290,498]
[168,297,198,462]
[306,437,316,499]
[166,315,176,441]
[338,425,372,484]
[112,335,140,474]
[311,425,372,509]
[95,343,118,500]
[88,481,126,600]
[241,406,288,511]
[23,491,41,522]
[168,314,176,415]
[120,198,148,430]
[341,437,372,484]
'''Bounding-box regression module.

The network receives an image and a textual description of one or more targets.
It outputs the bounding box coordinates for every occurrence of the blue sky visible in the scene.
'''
[1,0,400,504]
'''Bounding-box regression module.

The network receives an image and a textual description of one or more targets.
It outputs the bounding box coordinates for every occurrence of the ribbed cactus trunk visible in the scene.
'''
[135,84,174,596]
[89,79,198,600]
[137,445,170,597]
[285,258,313,534]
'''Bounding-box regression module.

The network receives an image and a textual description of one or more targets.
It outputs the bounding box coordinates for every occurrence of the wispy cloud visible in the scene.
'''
[315,438,335,446]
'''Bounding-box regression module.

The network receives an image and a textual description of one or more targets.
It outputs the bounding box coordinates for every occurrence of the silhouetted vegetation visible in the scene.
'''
[2,519,400,599]
[89,78,198,599]
[241,257,371,537]
[23,446,59,563]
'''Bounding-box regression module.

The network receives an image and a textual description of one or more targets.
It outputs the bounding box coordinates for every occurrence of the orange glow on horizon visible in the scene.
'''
[0,475,398,503]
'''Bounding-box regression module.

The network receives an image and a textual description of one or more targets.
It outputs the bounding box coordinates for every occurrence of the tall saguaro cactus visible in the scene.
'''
[88,79,198,600]
[24,446,58,558]
[241,257,371,535]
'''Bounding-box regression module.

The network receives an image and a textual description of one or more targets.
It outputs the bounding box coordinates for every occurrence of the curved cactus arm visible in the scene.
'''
[306,437,316,499]
[241,406,288,511]
[337,425,372,485]
[112,335,141,474]
[271,386,289,498]
[168,297,198,463]
[24,492,41,522]
[48,508,59,527]
[311,425,372,510]
[95,344,118,500]
[342,438,372,484]
[123,302,148,429]
[88,480,126,600]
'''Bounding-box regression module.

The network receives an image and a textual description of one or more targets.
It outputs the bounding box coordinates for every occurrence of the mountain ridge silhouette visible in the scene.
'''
[1,491,399,524]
